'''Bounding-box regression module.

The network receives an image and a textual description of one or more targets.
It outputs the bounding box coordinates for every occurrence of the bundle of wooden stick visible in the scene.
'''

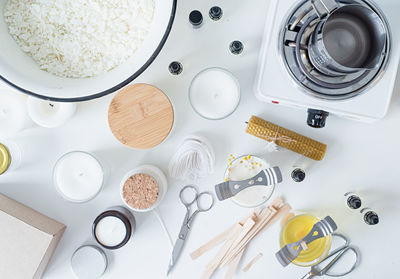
[190,197,291,279]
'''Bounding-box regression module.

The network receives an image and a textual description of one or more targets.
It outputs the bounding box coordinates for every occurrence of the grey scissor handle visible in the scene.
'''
[179,185,215,225]
[311,0,339,17]
[300,234,359,278]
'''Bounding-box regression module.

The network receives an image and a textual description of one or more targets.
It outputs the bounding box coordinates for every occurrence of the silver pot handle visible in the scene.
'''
[311,0,339,18]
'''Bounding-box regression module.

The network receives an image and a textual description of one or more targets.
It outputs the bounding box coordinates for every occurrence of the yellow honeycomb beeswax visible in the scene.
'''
[246,116,327,161]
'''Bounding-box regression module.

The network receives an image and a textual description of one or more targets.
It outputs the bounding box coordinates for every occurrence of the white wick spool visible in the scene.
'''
[53,151,104,203]
[27,96,76,128]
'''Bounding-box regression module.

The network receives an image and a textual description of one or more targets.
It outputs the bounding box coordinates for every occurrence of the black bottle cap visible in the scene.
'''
[230,41,244,55]
[189,10,203,27]
[209,6,223,21]
[291,168,306,182]
[169,61,183,75]
[364,211,379,225]
[347,195,362,209]
[307,109,329,128]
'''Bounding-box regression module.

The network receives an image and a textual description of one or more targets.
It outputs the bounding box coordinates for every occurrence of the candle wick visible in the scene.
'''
[49,103,54,107]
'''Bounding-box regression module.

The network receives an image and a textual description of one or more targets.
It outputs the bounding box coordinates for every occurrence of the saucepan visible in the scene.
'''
[308,0,387,76]
[0,0,177,102]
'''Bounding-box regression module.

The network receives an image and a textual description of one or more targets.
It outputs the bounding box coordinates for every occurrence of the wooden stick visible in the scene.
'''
[222,204,291,267]
[259,204,291,234]
[271,196,284,209]
[225,248,245,279]
[223,205,291,265]
[220,217,256,264]
[191,213,256,260]
[220,208,274,267]
[242,253,263,272]
[201,223,243,279]
[300,241,308,251]
[191,228,230,260]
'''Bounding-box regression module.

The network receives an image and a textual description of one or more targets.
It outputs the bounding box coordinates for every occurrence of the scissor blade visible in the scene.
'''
[167,238,185,275]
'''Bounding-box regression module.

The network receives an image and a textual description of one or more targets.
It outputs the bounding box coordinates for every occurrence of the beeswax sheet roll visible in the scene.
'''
[246,116,327,161]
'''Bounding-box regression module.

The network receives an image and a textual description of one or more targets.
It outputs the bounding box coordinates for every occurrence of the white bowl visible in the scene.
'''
[120,165,168,212]
[0,0,176,101]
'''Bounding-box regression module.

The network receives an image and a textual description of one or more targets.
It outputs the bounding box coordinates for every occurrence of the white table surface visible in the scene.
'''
[1,0,400,278]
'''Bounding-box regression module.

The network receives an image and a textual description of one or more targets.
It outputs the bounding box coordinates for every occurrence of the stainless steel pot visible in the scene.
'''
[308,0,387,76]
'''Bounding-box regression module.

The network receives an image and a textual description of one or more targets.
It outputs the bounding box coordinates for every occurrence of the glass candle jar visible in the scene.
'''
[224,155,275,208]
[92,206,136,250]
[0,90,31,136]
[53,151,105,203]
[280,213,332,267]
[120,165,168,212]
[189,68,240,120]
[0,140,21,175]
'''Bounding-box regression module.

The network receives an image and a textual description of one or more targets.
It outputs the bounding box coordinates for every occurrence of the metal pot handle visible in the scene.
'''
[311,0,339,18]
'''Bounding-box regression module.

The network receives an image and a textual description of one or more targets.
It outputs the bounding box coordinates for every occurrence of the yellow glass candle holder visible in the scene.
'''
[280,213,331,267]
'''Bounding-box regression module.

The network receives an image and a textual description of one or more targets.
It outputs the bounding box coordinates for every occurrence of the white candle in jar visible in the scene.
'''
[53,151,104,203]
[0,90,31,136]
[27,96,76,128]
[95,216,127,248]
[189,68,240,120]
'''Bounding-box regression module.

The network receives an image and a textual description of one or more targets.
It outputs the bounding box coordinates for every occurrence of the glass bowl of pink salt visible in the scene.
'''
[120,165,168,212]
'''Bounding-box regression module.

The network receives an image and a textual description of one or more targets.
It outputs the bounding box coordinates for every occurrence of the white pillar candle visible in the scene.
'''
[95,216,127,247]
[27,96,76,128]
[0,90,31,136]
[53,151,104,203]
[189,68,240,120]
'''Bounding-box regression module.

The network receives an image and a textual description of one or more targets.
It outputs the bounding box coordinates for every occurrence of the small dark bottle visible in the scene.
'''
[209,6,223,21]
[189,10,203,28]
[169,61,183,75]
[347,195,362,209]
[363,210,379,225]
[291,168,306,183]
[229,41,244,55]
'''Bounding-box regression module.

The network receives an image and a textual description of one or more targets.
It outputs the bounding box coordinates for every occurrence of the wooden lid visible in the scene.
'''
[108,84,174,149]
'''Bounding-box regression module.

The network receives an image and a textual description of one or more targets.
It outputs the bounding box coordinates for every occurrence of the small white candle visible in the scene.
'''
[0,90,31,136]
[189,68,240,120]
[27,96,76,128]
[53,151,104,203]
[95,216,127,247]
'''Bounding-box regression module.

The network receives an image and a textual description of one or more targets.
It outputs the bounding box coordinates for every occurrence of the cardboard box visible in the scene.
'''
[0,194,66,279]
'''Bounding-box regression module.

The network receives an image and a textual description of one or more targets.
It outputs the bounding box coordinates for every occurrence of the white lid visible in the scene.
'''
[71,245,107,279]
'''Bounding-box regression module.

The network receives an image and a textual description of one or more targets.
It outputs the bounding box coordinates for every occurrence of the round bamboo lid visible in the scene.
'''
[108,84,174,150]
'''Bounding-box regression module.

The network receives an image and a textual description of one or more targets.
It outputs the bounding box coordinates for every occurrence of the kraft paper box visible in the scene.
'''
[0,194,66,279]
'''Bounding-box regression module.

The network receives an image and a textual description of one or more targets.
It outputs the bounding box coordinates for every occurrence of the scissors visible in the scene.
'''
[167,185,215,275]
[301,234,360,278]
